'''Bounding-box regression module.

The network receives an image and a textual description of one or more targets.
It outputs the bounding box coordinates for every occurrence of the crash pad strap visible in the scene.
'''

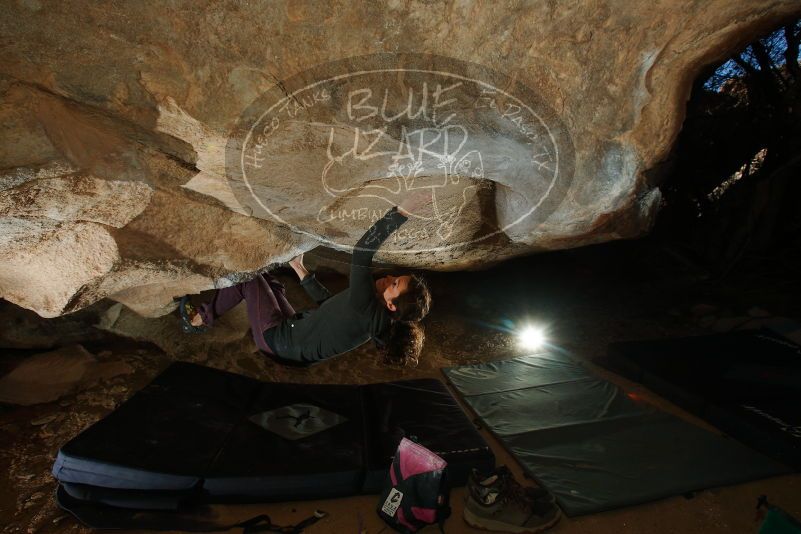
[56,484,328,533]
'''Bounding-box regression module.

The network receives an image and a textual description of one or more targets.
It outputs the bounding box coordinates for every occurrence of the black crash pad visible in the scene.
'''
[605,329,801,469]
[53,362,493,506]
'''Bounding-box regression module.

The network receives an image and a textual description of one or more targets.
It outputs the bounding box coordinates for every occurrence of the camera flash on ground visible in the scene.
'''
[518,326,545,350]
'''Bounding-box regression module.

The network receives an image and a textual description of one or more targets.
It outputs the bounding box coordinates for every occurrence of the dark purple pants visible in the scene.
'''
[199,273,295,354]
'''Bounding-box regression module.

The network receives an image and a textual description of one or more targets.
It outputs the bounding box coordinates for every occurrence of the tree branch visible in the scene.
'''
[752,40,784,92]
[752,40,774,73]
[785,24,801,80]
[733,55,757,77]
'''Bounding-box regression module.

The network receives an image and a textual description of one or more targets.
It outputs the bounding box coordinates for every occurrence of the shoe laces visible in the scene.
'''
[475,467,546,504]
[490,472,552,516]
[498,476,533,508]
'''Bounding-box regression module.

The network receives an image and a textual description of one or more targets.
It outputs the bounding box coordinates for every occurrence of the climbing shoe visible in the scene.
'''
[178,296,208,334]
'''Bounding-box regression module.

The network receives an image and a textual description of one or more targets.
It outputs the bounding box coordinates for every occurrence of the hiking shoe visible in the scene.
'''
[464,467,561,533]
[468,466,556,505]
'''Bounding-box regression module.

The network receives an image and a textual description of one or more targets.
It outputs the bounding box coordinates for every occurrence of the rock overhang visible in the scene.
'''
[0,0,799,317]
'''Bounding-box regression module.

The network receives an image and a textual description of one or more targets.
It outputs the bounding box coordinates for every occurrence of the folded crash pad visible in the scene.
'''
[444,352,791,516]
[53,362,493,510]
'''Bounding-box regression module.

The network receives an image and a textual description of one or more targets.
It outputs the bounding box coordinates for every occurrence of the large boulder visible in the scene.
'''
[0,1,798,317]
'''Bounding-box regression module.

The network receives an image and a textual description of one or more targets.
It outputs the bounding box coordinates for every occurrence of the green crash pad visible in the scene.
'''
[444,352,791,516]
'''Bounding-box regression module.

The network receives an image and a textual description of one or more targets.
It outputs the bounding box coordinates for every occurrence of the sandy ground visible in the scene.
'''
[1,238,800,533]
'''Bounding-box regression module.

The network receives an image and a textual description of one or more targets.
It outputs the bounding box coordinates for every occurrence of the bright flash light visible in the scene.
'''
[518,326,545,350]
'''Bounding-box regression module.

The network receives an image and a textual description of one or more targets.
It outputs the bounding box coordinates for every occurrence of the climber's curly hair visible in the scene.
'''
[388,273,431,323]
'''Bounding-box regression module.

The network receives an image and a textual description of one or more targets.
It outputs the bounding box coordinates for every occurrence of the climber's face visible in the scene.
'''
[375,275,411,312]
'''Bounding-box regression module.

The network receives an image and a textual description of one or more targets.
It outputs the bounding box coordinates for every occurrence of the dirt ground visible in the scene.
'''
[1,237,800,533]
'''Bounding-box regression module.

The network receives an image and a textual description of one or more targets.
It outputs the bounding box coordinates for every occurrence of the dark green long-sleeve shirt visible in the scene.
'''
[264,207,408,363]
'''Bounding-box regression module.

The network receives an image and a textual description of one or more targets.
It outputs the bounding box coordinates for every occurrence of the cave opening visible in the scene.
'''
[656,18,801,281]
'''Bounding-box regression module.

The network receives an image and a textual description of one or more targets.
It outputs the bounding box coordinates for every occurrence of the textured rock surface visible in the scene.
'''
[1,0,799,317]
[0,344,132,405]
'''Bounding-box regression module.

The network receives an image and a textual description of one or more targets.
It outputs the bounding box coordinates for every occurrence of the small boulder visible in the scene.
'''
[747,306,771,318]
[0,344,133,406]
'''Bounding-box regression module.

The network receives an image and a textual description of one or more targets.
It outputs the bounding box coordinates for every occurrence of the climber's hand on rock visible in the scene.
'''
[288,253,309,281]
[288,253,304,271]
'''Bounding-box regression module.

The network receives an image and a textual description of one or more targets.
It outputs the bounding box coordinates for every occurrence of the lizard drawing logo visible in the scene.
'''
[320,122,486,240]
[228,53,574,254]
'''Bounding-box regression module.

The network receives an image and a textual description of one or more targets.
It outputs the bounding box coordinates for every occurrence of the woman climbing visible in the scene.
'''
[179,199,432,367]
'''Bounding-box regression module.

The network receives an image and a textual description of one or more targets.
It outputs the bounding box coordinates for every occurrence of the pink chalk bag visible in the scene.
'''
[377,437,451,533]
